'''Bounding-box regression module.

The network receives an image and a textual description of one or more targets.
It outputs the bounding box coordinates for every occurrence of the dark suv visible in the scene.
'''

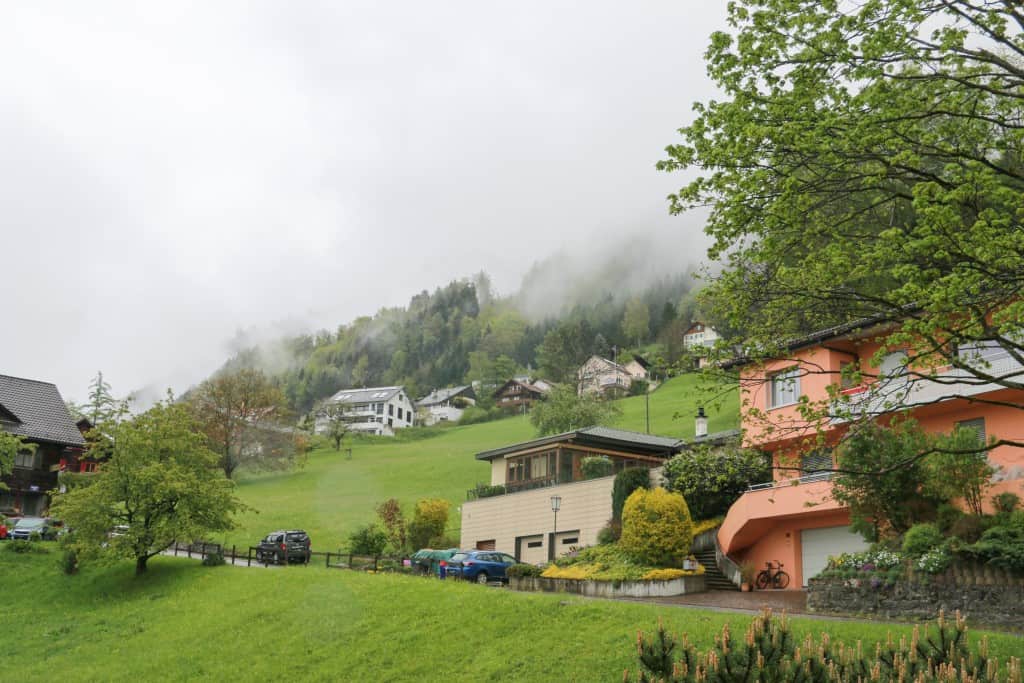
[256,530,311,565]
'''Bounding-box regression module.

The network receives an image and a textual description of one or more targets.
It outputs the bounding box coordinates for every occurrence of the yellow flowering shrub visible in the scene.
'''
[620,487,693,567]
[692,516,725,536]
[641,566,704,581]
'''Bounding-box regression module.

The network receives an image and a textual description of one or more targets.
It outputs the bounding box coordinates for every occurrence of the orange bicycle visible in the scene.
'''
[755,561,790,590]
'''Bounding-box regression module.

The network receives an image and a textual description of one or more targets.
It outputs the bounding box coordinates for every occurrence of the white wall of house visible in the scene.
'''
[578,356,632,395]
[419,405,464,426]
[318,389,416,437]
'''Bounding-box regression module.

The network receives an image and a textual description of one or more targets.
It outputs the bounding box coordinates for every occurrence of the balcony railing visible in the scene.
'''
[746,471,834,492]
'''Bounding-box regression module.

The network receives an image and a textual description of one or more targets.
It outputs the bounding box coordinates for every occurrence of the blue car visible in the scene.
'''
[448,550,517,584]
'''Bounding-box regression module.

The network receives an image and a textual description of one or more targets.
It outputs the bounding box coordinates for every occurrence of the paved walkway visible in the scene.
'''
[640,589,809,614]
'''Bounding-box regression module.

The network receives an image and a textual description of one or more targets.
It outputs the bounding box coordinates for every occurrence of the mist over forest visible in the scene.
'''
[212,238,706,414]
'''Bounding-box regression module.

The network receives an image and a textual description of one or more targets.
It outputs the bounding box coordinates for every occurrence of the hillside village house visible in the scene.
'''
[320,386,415,436]
[415,385,476,425]
[577,355,648,396]
[0,374,85,516]
[682,322,720,368]
[493,378,550,412]
[460,425,736,564]
[717,318,1024,588]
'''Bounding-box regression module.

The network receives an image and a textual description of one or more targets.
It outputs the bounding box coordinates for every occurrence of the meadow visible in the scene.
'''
[224,374,738,549]
[5,550,1021,682]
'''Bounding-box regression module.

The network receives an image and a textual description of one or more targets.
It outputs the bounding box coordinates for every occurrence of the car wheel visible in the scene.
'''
[476,572,489,585]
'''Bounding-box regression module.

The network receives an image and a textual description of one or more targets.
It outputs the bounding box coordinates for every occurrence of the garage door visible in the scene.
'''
[517,534,546,565]
[801,526,868,585]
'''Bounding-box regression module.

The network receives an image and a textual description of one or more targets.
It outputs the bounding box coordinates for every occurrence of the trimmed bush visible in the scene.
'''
[965,525,1024,573]
[902,523,943,557]
[470,483,506,498]
[620,487,693,568]
[596,520,621,545]
[348,524,388,556]
[202,550,226,567]
[580,456,614,480]
[506,563,543,578]
[611,467,650,522]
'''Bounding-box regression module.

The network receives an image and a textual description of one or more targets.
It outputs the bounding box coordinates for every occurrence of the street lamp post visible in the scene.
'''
[550,495,561,535]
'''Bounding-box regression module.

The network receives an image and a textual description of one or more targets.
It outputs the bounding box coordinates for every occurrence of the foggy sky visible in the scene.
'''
[1,2,725,402]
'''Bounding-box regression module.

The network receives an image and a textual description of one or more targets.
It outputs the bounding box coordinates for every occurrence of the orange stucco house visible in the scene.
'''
[718,318,1024,588]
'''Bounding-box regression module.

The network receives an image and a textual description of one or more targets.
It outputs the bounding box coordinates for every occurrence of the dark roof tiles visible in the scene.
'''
[0,374,85,447]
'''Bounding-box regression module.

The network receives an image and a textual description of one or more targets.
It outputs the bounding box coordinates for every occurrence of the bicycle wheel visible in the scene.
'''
[754,571,770,590]
[773,570,790,589]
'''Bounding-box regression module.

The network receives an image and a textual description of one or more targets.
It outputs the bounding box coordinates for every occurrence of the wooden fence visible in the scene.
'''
[166,541,412,572]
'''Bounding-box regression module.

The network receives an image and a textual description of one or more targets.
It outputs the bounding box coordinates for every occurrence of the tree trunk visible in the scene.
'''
[135,555,149,575]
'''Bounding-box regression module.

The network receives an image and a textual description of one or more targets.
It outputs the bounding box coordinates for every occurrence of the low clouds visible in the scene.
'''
[1,1,724,401]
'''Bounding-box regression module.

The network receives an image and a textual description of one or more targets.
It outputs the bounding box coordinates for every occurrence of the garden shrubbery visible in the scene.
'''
[620,487,693,567]
[611,467,651,522]
[541,544,703,582]
[662,441,769,521]
[580,455,614,480]
[627,609,1022,682]
[506,563,543,578]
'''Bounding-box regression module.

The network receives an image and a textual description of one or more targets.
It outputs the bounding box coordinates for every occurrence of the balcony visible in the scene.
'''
[717,477,845,555]
[830,352,1024,423]
[8,466,58,492]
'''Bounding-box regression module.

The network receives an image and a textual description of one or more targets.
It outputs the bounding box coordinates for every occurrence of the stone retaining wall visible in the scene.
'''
[511,574,706,598]
[807,576,1024,628]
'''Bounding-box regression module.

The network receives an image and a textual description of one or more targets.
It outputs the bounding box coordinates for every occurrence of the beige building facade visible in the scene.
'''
[461,426,687,563]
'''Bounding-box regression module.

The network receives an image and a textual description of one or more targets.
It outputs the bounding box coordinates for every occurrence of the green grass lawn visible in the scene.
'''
[224,374,737,550]
[5,550,1020,682]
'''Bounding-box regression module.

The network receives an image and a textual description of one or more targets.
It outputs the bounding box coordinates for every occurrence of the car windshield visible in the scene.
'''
[449,553,469,563]
[16,519,44,530]
[286,533,307,542]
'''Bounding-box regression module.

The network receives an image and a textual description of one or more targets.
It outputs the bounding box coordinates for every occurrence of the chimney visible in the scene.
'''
[695,406,708,438]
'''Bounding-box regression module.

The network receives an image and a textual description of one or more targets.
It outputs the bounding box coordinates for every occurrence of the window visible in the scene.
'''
[506,451,557,483]
[397,407,403,420]
[527,541,543,548]
[879,351,908,380]
[956,418,986,445]
[375,403,384,415]
[561,536,579,545]
[769,368,800,408]
[388,404,394,416]
[800,450,833,482]
[14,450,39,469]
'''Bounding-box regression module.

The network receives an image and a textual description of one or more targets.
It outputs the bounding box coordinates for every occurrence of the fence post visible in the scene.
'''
[173,542,178,557]
[231,545,236,564]
[374,556,379,572]
[325,552,330,568]
[247,547,252,567]
[349,552,353,570]
[187,544,191,559]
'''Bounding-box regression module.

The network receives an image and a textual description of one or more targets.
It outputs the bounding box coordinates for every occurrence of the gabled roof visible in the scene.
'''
[581,355,630,374]
[476,425,685,461]
[0,374,85,447]
[493,378,548,398]
[416,385,474,407]
[329,386,406,405]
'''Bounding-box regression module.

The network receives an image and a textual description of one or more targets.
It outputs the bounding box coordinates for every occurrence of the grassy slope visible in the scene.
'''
[6,552,1020,682]
[225,375,738,549]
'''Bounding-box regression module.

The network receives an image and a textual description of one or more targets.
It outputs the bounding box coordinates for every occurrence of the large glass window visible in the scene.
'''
[507,451,557,484]
[956,417,986,446]
[769,368,800,407]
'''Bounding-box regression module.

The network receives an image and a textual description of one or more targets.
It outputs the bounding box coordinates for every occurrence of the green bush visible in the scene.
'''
[993,492,1020,516]
[965,525,1024,573]
[611,467,650,522]
[627,379,649,396]
[506,563,543,578]
[596,519,621,545]
[202,550,226,567]
[470,483,506,498]
[580,456,614,480]
[628,609,1016,682]
[7,540,48,554]
[458,406,504,426]
[935,503,964,534]
[620,487,693,568]
[662,441,769,521]
[348,524,388,556]
[951,514,989,543]
[58,549,79,575]
[902,523,944,557]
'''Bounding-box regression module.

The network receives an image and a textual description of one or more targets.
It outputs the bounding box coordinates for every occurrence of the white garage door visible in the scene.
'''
[801,526,869,586]
[518,535,546,565]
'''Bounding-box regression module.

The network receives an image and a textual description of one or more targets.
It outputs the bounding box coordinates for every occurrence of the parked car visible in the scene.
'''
[447,550,517,584]
[255,530,311,565]
[9,517,55,541]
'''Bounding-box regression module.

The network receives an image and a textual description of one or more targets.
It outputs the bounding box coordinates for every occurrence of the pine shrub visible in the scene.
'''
[628,610,1022,682]
[612,467,651,522]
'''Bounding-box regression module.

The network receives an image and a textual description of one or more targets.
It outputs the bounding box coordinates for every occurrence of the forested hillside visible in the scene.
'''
[219,250,704,413]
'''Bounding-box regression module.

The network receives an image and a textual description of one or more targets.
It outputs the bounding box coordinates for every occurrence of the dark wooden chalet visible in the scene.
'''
[0,374,86,516]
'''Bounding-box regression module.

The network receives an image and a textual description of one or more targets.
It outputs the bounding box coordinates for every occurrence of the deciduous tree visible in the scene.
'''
[52,398,245,575]
[529,384,621,436]
[663,0,1024,459]
[190,368,297,479]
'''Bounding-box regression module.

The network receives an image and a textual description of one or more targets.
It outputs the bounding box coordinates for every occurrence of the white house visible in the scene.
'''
[682,322,720,368]
[416,385,476,426]
[577,355,632,396]
[320,385,415,436]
